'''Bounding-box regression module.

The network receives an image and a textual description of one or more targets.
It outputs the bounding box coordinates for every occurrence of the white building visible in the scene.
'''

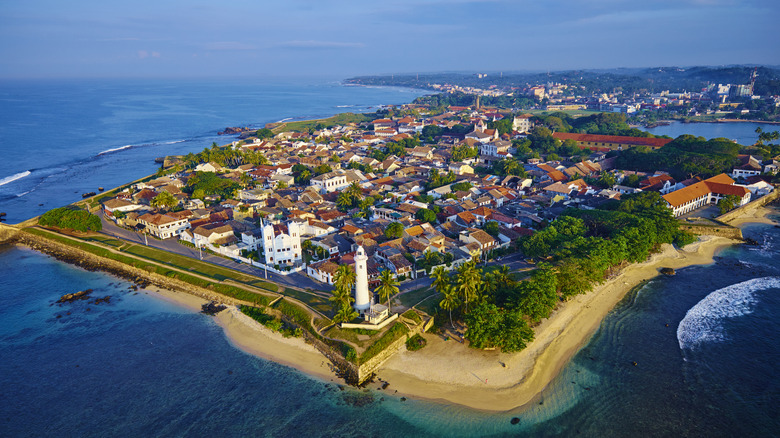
[136,213,190,239]
[353,246,370,314]
[261,220,303,266]
[310,171,349,193]
[512,114,533,133]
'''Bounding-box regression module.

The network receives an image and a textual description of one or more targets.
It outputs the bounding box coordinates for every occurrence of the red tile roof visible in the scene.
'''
[552,132,672,149]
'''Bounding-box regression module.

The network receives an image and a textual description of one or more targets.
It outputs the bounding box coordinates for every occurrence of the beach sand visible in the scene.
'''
[141,208,778,412]
[213,307,338,382]
[147,287,339,383]
[726,205,777,227]
[375,235,740,411]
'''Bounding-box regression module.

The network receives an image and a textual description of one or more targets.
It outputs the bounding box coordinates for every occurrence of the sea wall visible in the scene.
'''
[716,189,780,224]
[679,223,743,239]
[18,231,252,306]
[0,223,20,244]
[357,316,434,383]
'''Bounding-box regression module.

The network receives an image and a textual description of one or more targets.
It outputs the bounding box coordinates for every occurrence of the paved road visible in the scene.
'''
[99,217,330,292]
[100,217,531,296]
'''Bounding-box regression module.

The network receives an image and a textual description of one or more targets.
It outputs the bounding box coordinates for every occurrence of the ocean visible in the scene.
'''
[1,80,778,436]
[0,78,422,222]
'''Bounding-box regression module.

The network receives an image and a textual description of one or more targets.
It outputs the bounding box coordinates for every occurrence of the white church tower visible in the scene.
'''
[353,245,370,314]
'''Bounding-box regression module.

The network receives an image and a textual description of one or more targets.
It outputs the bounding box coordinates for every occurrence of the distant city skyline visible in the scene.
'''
[1,0,778,79]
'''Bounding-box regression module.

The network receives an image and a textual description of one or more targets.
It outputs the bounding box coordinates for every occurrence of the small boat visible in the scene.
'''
[98,187,104,192]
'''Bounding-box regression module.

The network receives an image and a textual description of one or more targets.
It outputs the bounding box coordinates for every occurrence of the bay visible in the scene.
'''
[644,120,775,145]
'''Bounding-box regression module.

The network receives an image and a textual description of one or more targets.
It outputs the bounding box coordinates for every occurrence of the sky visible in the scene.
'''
[1,0,778,79]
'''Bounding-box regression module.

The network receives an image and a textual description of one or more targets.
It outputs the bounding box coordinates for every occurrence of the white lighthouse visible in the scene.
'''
[353,245,370,314]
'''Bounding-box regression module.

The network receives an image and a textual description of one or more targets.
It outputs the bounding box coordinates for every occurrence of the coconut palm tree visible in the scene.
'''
[333,304,358,324]
[376,269,400,311]
[439,284,461,329]
[455,260,481,312]
[431,266,450,295]
[333,265,356,296]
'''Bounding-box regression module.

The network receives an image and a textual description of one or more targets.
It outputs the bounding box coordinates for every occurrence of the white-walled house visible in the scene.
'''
[136,213,190,239]
[310,172,349,193]
[261,220,303,266]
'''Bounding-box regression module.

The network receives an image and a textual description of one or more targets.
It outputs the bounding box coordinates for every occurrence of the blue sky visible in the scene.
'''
[1,0,778,79]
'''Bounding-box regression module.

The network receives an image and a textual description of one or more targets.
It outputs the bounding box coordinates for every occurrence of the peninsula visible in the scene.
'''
[2,84,779,412]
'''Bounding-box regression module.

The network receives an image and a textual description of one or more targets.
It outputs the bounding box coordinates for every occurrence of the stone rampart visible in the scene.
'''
[356,316,434,383]
[716,189,780,224]
[678,224,743,239]
[17,230,252,306]
[0,223,20,244]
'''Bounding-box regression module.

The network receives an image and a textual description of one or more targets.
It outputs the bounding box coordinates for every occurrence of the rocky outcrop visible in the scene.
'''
[218,127,253,135]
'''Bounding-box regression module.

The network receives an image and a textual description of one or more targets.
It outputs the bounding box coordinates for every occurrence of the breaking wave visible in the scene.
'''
[98,139,186,155]
[98,145,133,155]
[0,170,31,187]
[677,277,780,350]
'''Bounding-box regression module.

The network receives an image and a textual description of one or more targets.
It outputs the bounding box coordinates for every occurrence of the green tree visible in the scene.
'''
[717,194,741,214]
[376,269,400,310]
[464,301,534,352]
[415,208,437,223]
[385,222,404,239]
[150,191,178,210]
[483,221,499,237]
[455,260,482,311]
[333,265,356,296]
[439,284,461,329]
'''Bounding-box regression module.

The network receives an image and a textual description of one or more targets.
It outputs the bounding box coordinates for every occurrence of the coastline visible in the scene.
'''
[146,285,341,383]
[374,235,741,411]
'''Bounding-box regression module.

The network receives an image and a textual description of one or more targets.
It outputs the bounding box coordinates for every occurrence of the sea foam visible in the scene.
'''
[677,277,780,350]
[98,145,133,155]
[0,170,31,187]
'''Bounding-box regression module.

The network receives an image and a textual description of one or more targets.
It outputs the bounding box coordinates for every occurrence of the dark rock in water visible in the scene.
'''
[660,267,676,276]
[340,391,375,407]
[743,237,759,246]
[218,127,252,135]
[400,397,407,402]
[201,301,227,315]
[511,417,521,425]
[81,192,96,198]
[57,289,93,303]
[98,187,104,192]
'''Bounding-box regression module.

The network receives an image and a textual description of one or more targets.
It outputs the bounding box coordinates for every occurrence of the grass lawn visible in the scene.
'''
[398,287,437,308]
[270,112,372,133]
[280,287,333,317]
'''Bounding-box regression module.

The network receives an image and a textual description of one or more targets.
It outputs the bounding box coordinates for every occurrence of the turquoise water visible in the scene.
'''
[2,216,777,436]
[1,80,778,436]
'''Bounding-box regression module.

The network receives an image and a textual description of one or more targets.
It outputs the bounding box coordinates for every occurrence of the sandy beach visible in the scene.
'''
[726,205,777,227]
[141,208,776,412]
[376,235,740,411]
[147,286,340,383]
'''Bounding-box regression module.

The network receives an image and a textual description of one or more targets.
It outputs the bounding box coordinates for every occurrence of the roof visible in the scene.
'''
[552,132,672,149]
[662,174,749,207]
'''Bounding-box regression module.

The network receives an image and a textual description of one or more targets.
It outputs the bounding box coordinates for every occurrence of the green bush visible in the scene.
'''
[39,207,102,232]
[405,334,427,351]
[360,322,409,364]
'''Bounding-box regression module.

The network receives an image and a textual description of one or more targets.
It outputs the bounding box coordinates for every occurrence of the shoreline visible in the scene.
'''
[374,235,742,411]
[145,286,341,383]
